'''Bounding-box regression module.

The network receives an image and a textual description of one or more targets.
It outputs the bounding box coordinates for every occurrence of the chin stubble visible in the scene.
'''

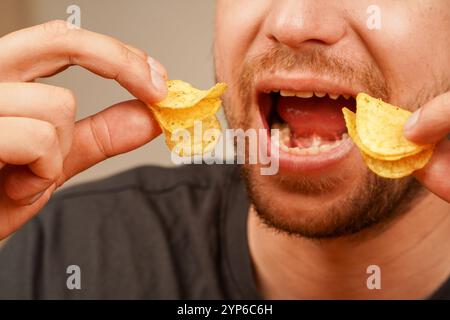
[241,165,425,239]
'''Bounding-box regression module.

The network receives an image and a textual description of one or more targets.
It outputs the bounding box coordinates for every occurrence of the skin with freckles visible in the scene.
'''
[215,0,450,298]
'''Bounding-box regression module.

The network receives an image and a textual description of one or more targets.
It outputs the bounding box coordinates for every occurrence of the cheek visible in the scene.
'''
[215,1,270,83]
[215,2,271,127]
[353,2,450,104]
[375,9,433,95]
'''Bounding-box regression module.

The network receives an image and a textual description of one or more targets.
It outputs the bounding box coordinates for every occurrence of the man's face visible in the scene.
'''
[214,0,450,238]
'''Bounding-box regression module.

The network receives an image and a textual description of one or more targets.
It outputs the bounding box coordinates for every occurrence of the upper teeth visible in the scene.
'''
[279,90,351,100]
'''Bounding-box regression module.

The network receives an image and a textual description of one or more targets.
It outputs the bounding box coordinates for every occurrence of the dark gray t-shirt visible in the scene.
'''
[1,164,450,299]
[0,164,259,299]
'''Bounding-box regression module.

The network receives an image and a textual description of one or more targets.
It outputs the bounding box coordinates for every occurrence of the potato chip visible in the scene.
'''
[151,98,222,132]
[343,107,433,178]
[355,93,430,159]
[343,107,408,161]
[147,80,227,156]
[164,115,222,156]
[156,80,227,110]
[342,107,370,153]
[361,148,433,179]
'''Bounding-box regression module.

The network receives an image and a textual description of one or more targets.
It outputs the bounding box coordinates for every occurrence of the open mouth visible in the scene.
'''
[259,89,357,156]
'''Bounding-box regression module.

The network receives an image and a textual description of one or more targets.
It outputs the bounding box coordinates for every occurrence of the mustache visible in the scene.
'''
[238,45,390,103]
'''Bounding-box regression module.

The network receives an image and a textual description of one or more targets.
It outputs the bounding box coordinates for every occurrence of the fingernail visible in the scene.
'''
[28,190,45,205]
[404,108,421,132]
[147,57,167,96]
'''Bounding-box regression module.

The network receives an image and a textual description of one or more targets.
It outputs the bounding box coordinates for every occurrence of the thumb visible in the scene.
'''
[60,99,161,184]
[414,139,450,202]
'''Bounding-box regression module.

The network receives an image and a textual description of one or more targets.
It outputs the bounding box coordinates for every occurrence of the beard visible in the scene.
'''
[221,45,427,239]
[241,165,423,239]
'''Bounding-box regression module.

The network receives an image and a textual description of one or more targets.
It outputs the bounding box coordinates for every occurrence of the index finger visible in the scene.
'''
[0,20,167,104]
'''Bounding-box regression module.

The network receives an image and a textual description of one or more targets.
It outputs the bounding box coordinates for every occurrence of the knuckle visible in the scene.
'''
[119,44,140,69]
[36,121,58,149]
[40,20,71,37]
[124,44,147,60]
[112,45,139,82]
[57,88,77,120]
[89,114,114,158]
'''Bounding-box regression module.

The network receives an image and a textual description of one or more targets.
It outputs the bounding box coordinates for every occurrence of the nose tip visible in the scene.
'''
[265,2,347,49]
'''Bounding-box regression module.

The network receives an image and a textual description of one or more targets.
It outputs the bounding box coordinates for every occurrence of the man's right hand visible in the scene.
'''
[0,20,167,240]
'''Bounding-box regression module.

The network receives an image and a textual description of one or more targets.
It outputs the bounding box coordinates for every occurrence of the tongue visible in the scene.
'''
[276,96,346,141]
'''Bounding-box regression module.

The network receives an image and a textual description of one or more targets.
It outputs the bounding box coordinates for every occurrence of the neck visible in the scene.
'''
[248,192,450,299]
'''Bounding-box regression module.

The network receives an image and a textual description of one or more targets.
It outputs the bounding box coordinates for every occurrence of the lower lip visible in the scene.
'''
[259,111,355,173]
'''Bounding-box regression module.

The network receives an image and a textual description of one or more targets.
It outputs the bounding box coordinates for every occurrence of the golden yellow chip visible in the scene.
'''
[151,98,222,132]
[156,80,227,110]
[343,107,433,178]
[147,80,226,156]
[355,93,429,159]
[343,107,407,161]
[164,115,222,157]
[361,148,433,179]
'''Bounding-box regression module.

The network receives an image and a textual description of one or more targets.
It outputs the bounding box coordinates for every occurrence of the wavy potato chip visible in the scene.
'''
[361,148,434,179]
[164,115,222,157]
[355,93,429,159]
[342,107,365,149]
[156,80,227,110]
[343,107,408,161]
[147,80,227,156]
[343,107,434,178]
[152,98,222,132]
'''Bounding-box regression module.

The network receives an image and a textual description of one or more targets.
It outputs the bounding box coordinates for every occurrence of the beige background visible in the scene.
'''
[0,0,217,187]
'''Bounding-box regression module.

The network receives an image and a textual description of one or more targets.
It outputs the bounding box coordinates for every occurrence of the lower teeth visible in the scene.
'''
[271,123,348,155]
